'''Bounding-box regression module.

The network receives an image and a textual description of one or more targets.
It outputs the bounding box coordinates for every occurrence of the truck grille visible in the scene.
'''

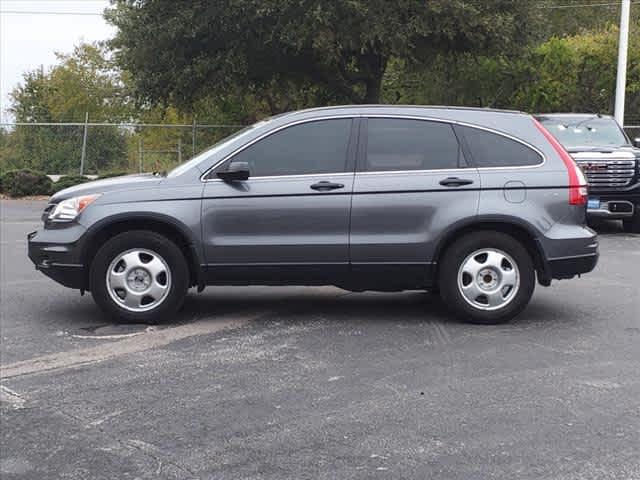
[571,152,637,190]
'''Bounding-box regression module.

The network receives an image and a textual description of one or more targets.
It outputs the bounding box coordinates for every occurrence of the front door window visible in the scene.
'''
[228,119,353,176]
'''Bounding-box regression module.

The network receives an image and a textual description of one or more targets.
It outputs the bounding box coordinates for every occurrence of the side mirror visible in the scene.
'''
[633,137,640,148]
[217,161,250,182]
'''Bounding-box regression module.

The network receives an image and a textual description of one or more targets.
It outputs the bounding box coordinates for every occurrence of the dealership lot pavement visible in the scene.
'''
[1,199,639,479]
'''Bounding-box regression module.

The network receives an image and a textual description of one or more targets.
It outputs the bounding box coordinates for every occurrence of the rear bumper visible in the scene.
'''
[27,229,87,290]
[548,253,599,280]
[537,223,599,283]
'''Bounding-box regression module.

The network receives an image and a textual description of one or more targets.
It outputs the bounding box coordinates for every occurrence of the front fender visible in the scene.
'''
[77,200,205,289]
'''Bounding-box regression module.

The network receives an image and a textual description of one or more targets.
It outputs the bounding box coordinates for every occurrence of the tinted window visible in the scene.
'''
[229,119,352,177]
[365,119,462,171]
[459,126,542,167]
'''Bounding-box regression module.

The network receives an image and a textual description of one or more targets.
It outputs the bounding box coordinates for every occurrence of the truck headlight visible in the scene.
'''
[48,194,101,222]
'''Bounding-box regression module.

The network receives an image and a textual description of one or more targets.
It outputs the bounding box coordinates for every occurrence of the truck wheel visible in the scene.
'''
[90,231,189,324]
[622,208,640,233]
[438,231,535,324]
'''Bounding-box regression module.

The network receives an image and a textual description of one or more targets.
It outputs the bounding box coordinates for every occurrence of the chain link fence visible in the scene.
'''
[0,121,245,176]
[624,112,640,140]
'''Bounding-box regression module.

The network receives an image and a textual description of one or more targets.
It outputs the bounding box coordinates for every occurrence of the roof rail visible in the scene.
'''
[286,104,524,116]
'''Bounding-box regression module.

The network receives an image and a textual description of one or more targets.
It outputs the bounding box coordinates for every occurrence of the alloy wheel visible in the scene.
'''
[457,248,520,311]
[106,248,172,312]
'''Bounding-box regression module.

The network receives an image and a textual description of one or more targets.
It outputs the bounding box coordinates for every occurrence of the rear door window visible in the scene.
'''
[363,118,463,171]
[458,125,542,168]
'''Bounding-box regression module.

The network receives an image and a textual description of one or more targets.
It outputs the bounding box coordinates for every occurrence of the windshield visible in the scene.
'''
[537,115,629,148]
[166,122,265,177]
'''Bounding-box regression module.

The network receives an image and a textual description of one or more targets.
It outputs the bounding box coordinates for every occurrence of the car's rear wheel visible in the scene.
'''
[622,208,640,233]
[90,231,189,324]
[439,231,535,324]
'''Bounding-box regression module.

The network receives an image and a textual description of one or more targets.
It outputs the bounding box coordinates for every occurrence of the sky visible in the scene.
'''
[0,0,115,123]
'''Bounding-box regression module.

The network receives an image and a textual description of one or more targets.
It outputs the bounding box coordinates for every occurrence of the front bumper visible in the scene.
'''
[587,200,635,219]
[27,227,87,290]
[587,188,640,220]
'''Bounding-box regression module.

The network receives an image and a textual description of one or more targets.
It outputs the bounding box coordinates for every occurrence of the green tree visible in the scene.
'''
[0,128,22,174]
[511,25,640,118]
[540,0,640,38]
[383,21,640,124]
[381,53,520,108]
[7,44,131,174]
[107,0,543,114]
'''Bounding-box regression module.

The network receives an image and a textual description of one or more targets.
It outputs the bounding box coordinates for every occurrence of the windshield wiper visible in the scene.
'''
[562,114,601,129]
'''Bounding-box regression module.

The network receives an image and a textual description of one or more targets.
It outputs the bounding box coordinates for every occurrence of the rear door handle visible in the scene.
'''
[310,181,344,191]
[439,177,474,187]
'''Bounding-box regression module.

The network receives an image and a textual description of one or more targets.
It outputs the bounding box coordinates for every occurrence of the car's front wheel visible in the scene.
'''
[438,231,535,324]
[90,231,189,323]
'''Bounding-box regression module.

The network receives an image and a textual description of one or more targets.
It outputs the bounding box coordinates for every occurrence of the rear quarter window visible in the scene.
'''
[458,125,543,168]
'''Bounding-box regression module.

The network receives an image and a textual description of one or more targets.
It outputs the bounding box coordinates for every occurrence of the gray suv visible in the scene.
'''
[28,106,598,324]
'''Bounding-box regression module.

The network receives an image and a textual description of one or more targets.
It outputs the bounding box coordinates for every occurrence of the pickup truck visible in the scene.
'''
[536,114,640,233]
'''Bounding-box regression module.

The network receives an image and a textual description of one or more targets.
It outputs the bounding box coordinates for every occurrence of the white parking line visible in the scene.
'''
[0,385,26,409]
[68,326,156,340]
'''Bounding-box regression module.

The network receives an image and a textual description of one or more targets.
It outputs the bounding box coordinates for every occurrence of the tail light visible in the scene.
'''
[533,118,588,205]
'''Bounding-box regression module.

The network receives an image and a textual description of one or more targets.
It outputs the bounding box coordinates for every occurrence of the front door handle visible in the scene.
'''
[439,177,474,187]
[310,181,344,191]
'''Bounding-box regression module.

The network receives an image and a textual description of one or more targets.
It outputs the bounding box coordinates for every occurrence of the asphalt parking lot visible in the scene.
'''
[1,199,639,480]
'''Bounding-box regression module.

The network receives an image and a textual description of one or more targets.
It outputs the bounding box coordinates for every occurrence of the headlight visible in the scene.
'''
[48,194,101,222]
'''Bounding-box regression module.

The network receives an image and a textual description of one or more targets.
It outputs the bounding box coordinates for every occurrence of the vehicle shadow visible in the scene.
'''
[178,287,579,334]
[179,287,460,327]
[46,285,582,336]
[43,288,450,331]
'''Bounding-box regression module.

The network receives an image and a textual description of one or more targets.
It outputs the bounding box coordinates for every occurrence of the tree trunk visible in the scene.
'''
[360,50,387,104]
[363,73,384,104]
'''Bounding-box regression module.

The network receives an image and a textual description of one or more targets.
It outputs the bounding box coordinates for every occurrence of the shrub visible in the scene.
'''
[51,175,92,193]
[0,169,53,197]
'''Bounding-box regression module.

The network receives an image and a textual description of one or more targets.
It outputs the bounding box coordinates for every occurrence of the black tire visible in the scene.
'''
[622,208,640,233]
[90,230,189,324]
[438,231,535,324]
